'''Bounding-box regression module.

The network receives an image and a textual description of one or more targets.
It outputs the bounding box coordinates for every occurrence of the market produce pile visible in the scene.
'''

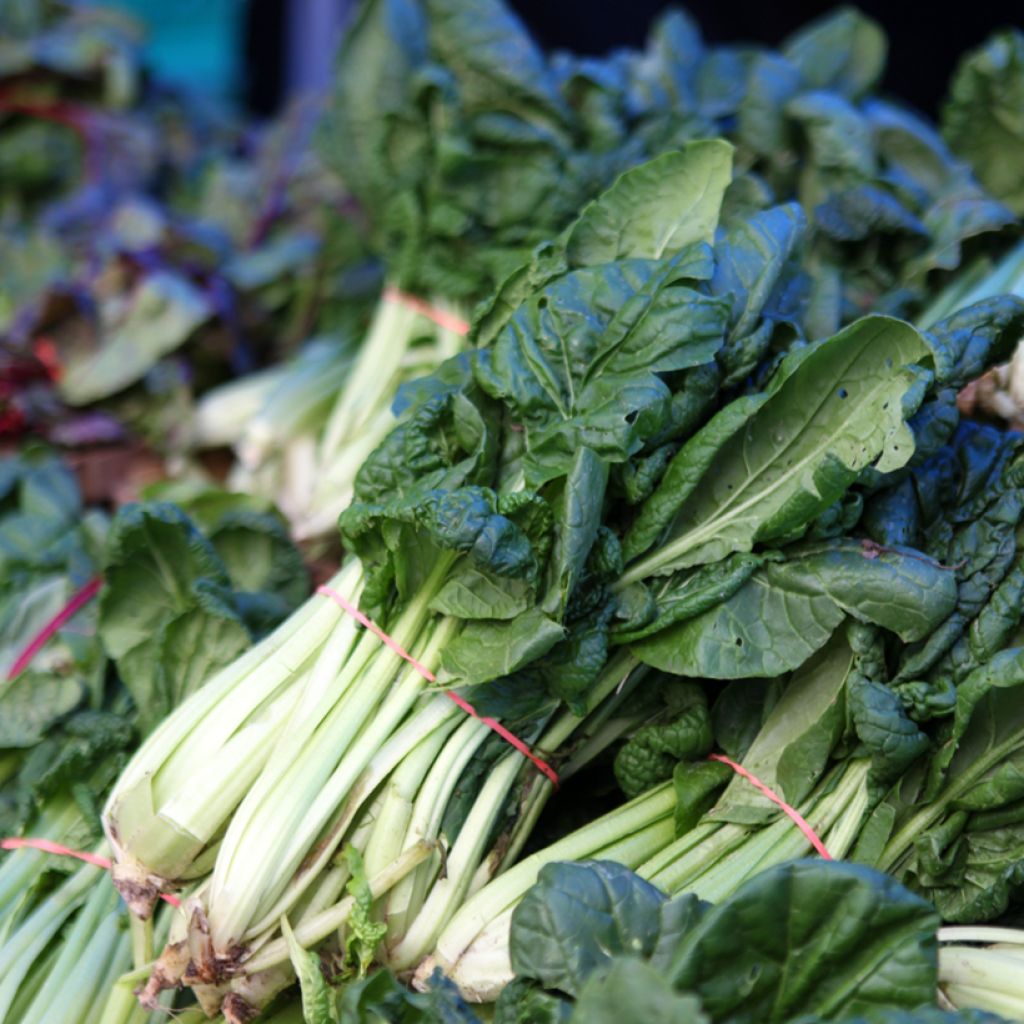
[7,1,1024,1022]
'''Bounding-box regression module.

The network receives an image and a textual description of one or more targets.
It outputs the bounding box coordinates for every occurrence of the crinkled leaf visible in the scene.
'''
[569,959,708,1024]
[343,846,388,978]
[667,860,940,1022]
[614,683,713,798]
[622,316,929,578]
[281,916,339,1024]
[509,860,666,998]
[476,252,729,487]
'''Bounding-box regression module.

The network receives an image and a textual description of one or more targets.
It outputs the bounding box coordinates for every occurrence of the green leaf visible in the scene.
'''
[430,563,533,621]
[612,553,765,645]
[569,959,708,1024]
[632,540,955,682]
[564,142,733,266]
[476,254,729,487]
[546,447,608,616]
[281,915,339,1024]
[782,7,886,98]
[98,504,251,730]
[57,272,211,405]
[614,683,713,798]
[849,677,930,784]
[710,637,852,825]
[0,675,84,748]
[342,846,388,978]
[340,968,480,1023]
[440,607,565,685]
[494,979,571,1024]
[673,759,733,835]
[630,561,845,679]
[711,202,806,347]
[509,860,667,997]
[622,316,929,579]
[667,860,940,1023]
[943,30,1024,213]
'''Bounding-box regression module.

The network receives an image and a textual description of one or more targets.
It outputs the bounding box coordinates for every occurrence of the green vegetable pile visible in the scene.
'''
[7,2,1024,1023]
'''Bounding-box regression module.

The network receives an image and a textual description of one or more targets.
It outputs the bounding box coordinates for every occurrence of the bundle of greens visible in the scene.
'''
[197,0,1017,542]
[423,408,1024,1000]
[0,451,310,1022]
[205,859,1016,1024]
[99,132,1024,1019]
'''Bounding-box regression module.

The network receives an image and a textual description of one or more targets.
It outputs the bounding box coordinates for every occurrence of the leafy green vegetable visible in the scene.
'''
[503,860,942,1024]
[282,916,340,1024]
[343,846,389,978]
[943,30,1024,214]
[621,316,929,578]
[97,503,252,732]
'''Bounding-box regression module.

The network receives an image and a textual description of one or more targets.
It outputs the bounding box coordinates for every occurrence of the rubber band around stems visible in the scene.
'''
[316,585,559,787]
[383,286,471,337]
[0,838,182,907]
[708,753,833,860]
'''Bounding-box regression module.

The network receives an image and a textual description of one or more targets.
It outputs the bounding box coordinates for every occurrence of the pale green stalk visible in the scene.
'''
[0,861,101,1017]
[207,580,459,952]
[939,928,1024,1019]
[382,715,489,938]
[192,362,297,448]
[421,783,677,997]
[104,562,358,894]
[669,760,869,903]
[298,288,466,540]
[919,238,1024,329]
[99,908,175,1024]
[0,795,84,934]
[236,340,353,467]
[239,641,461,942]
[388,750,523,970]
[362,718,469,885]
[24,882,124,1024]
[240,841,435,975]
[318,292,422,460]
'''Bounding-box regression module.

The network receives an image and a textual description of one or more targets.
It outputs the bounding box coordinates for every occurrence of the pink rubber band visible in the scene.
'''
[317,585,559,786]
[0,838,181,906]
[383,286,470,337]
[708,753,832,860]
[7,576,103,681]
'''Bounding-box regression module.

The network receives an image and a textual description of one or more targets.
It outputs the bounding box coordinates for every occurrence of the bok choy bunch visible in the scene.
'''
[424,413,1024,1001]
[104,136,1024,1017]
[204,0,1016,542]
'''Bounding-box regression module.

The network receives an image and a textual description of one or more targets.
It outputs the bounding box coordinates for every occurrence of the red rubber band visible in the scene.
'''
[6,576,103,681]
[383,286,470,337]
[0,838,181,907]
[708,754,832,860]
[317,585,559,787]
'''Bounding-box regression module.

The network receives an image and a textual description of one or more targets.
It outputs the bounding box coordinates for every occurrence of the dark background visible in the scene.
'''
[243,0,1023,117]
[508,0,1023,118]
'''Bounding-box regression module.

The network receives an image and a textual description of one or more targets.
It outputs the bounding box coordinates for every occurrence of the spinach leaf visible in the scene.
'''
[622,316,929,578]
[943,30,1024,214]
[667,861,939,1022]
